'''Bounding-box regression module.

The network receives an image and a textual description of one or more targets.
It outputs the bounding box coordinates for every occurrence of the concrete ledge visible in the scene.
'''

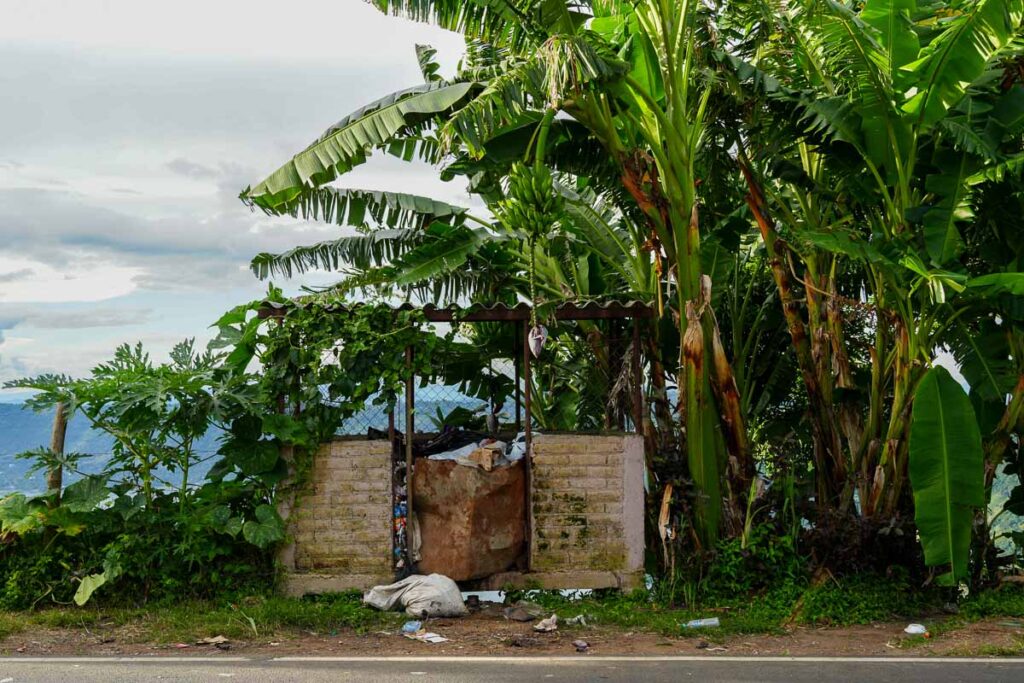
[475,570,644,591]
[279,573,394,597]
[282,570,645,595]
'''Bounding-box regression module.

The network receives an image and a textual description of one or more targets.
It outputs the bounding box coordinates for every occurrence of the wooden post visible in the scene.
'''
[514,324,522,432]
[632,319,644,434]
[404,346,415,571]
[48,402,68,508]
[522,319,533,571]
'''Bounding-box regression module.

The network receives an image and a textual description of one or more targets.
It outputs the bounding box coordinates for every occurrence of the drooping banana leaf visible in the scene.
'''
[241,81,477,211]
[251,186,468,231]
[908,366,985,585]
[393,224,487,286]
[251,229,415,280]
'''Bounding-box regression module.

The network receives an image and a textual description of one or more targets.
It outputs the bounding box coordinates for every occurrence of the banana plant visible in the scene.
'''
[722,0,1024,520]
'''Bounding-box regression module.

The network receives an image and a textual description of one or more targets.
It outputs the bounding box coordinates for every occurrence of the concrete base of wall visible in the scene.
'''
[477,570,644,591]
[279,572,395,598]
[279,569,644,597]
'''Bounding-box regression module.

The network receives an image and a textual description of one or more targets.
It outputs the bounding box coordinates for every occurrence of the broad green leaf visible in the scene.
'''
[965,272,1024,295]
[902,0,1024,128]
[393,225,486,285]
[233,440,280,476]
[62,475,111,513]
[861,0,920,86]
[948,320,1016,402]
[242,82,476,211]
[261,413,310,444]
[0,494,45,535]
[909,366,985,585]
[73,572,108,606]
[922,150,976,265]
[242,504,286,549]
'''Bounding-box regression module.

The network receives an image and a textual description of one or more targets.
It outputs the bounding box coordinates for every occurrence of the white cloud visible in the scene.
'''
[0,254,141,303]
[0,1,472,386]
[0,1,464,65]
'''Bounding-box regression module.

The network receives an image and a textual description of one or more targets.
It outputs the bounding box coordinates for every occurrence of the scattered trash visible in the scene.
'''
[197,635,229,645]
[1,677,14,683]
[942,602,960,615]
[904,623,929,636]
[174,643,190,649]
[507,635,541,648]
[269,642,281,646]
[706,646,728,652]
[565,615,587,626]
[364,573,468,617]
[683,617,720,629]
[215,642,231,651]
[534,614,558,632]
[572,639,589,653]
[404,631,449,644]
[402,620,423,634]
[466,595,481,613]
[504,600,545,622]
[696,639,709,649]
[15,647,25,653]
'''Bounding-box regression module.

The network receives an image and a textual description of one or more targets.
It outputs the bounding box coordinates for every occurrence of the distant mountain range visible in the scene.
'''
[0,402,116,495]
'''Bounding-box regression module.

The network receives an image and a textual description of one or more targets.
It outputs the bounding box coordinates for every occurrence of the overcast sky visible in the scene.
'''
[0,0,469,394]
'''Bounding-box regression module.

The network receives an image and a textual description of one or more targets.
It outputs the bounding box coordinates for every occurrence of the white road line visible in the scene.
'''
[2,655,1022,664]
[2,657,251,663]
[271,656,1023,664]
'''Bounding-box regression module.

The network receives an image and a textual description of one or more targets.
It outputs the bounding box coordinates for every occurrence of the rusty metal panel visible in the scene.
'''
[412,459,526,581]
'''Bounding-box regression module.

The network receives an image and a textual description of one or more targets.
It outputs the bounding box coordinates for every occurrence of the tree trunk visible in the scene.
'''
[740,163,845,510]
[48,402,68,508]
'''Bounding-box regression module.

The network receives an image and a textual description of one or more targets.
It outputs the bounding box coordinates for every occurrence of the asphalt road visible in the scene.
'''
[1,656,1023,682]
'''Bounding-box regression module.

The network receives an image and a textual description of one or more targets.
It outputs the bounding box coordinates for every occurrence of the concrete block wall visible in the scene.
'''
[529,433,644,588]
[279,433,646,595]
[277,439,393,596]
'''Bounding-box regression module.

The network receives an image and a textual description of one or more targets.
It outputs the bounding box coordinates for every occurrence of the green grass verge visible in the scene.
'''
[0,591,402,644]
[0,581,1018,646]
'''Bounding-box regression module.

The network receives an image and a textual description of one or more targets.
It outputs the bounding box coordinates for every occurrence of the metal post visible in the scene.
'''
[522,319,533,571]
[632,318,644,434]
[404,346,415,571]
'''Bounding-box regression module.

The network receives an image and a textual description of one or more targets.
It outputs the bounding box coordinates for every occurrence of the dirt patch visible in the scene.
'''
[1,607,1021,658]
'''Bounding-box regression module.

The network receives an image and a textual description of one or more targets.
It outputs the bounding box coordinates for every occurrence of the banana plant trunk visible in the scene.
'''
[741,164,846,510]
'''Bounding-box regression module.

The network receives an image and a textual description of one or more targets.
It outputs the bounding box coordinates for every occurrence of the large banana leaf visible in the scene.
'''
[922,149,976,265]
[908,366,985,585]
[902,0,1024,128]
[252,186,468,231]
[392,224,487,285]
[250,230,414,280]
[369,0,582,49]
[241,82,477,211]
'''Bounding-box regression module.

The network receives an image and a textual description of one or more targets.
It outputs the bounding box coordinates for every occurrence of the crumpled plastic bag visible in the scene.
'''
[363,573,468,618]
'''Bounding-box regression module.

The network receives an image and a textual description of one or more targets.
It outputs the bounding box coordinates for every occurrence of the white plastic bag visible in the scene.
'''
[363,573,468,618]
